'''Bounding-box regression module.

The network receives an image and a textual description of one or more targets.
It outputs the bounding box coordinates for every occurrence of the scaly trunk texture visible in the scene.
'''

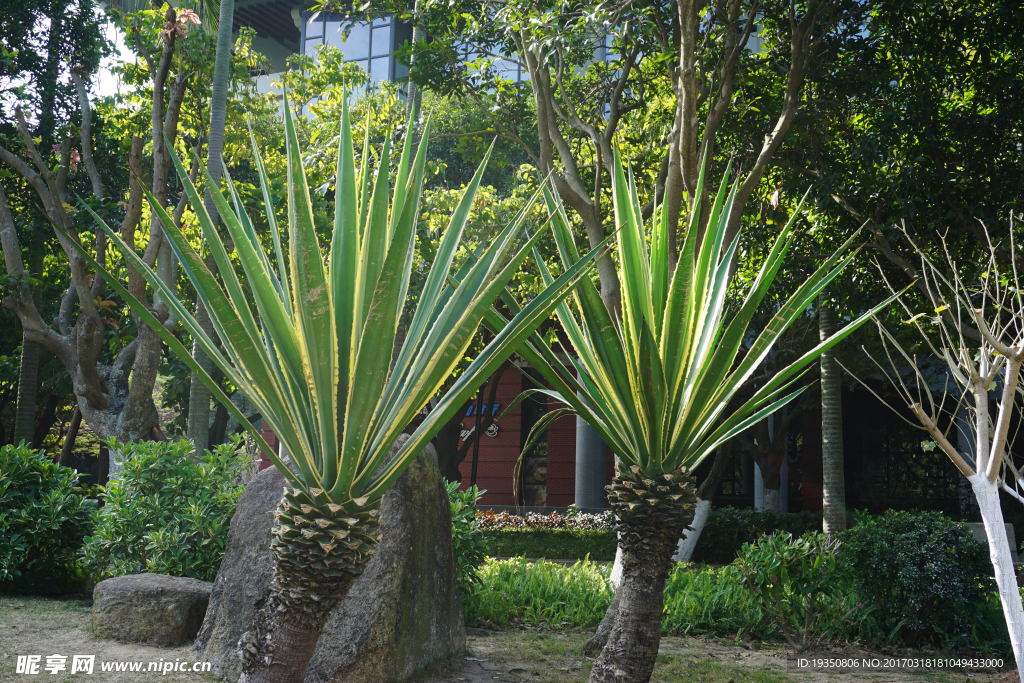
[588,465,696,683]
[238,489,381,683]
[13,336,40,446]
[818,293,846,533]
[590,444,725,656]
[187,0,234,455]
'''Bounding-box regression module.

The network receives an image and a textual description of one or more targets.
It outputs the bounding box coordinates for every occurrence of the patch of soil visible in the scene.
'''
[2,597,1015,683]
[0,597,211,682]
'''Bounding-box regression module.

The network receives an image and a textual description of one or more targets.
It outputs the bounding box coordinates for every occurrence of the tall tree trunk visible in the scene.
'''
[97,443,109,487]
[405,0,425,123]
[57,407,82,467]
[187,0,234,455]
[13,334,40,446]
[818,292,846,533]
[972,475,1024,668]
[13,250,45,446]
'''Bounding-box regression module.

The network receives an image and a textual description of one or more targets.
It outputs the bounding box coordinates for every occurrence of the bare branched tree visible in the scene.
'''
[848,219,1024,673]
[0,9,193,452]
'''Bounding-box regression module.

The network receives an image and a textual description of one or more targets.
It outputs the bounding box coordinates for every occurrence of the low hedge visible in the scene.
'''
[487,528,616,561]
[485,507,820,563]
[692,507,822,564]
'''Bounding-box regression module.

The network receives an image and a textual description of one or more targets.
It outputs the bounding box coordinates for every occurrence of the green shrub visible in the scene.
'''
[446,481,490,592]
[692,507,821,564]
[0,443,96,595]
[466,558,766,634]
[487,528,616,560]
[840,509,994,647]
[662,564,766,637]
[465,557,613,628]
[733,532,859,652]
[80,436,251,582]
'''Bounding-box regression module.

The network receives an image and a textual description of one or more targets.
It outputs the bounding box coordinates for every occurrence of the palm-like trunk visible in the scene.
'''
[818,293,846,533]
[238,488,381,683]
[587,465,696,683]
[588,443,727,657]
[13,336,40,446]
[187,0,234,455]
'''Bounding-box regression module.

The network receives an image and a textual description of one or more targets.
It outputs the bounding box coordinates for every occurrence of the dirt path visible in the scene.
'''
[0,597,1014,683]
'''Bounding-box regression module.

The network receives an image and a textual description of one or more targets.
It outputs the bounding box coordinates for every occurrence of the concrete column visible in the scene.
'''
[754,463,764,511]
[575,416,607,508]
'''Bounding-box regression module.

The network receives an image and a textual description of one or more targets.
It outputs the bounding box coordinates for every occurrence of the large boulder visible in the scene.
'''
[93,573,212,647]
[192,437,465,682]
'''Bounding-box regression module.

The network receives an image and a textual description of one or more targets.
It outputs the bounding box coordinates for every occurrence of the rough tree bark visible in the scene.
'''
[13,329,41,446]
[57,407,82,467]
[818,292,846,533]
[186,0,235,456]
[737,408,801,513]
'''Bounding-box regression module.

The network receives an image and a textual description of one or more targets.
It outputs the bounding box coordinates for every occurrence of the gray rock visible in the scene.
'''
[192,436,466,682]
[93,573,212,647]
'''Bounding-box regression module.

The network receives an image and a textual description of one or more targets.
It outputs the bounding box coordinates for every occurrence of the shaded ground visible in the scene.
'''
[1,597,1015,683]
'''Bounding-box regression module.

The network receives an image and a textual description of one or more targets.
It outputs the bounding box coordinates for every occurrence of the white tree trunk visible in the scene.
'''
[675,498,712,562]
[609,546,623,589]
[970,473,1024,673]
[763,487,780,513]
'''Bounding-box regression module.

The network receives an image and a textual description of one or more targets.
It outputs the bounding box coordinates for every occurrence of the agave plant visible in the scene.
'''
[468,151,904,683]
[69,99,606,683]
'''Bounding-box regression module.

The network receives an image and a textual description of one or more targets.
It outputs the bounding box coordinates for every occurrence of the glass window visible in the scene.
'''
[304,38,322,57]
[343,23,370,60]
[369,57,390,85]
[325,20,344,48]
[305,12,323,38]
[372,16,389,27]
[394,60,409,82]
[371,26,390,56]
[351,59,368,75]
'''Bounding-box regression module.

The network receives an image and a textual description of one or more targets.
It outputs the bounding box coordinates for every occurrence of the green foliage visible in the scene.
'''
[79,437,250,582]
[0,443,95,594]
[840,509,995,647]
[463,550,1005,649]
[486,150,903,491]
[75,92,603,518]
[486,528,617,561]
[662,564,767,637]
[835,509,995,651]
[445,481,490,592]
[692,507,822,564]
[464,557,613,628]
[732,532,859,652]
